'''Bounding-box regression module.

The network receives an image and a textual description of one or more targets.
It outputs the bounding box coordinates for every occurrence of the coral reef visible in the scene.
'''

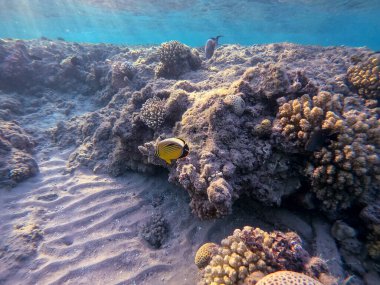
[195,243,219,269]
[347,55,380,100]
[0,120,38,188]
[155,40,201,79]
[224,94,246,116]
[139,96,167,130]
[140,213,169,249]
[254,271,323,285]
[1,39,379,282]
[197,226,333,285]
[110,60,136,89]
[273,91,380,211]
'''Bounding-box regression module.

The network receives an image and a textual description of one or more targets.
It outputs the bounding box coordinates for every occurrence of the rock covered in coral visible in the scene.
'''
[0,120,38,188]
[155,40,201,79]
[347,55,380,100]
[140,213,169,249]
[110,60,136,89]
[224,94,246,116]
[197,226,332,285]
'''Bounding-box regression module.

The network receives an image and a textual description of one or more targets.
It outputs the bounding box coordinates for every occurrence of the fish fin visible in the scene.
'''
[165,158,172,164]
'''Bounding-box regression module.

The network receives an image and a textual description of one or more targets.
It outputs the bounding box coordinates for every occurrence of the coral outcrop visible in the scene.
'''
[197,226,333,285]
[273,91,380,211]
[347,55,380,100]
[140,213,169,249]
[155,40,201,79]
[0,120,38,188]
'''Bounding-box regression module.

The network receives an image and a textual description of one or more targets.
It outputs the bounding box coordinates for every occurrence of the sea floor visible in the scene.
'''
[0,148,343,284]
[1,39,379,285]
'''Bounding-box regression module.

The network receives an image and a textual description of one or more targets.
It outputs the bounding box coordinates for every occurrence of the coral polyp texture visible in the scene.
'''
[155,40,201,79]
[139,96,167,130]
[273,91,380,211]
[347,55,380,100]
[195,243,219,269]
[254,271,323,285]
[197,226,332,285]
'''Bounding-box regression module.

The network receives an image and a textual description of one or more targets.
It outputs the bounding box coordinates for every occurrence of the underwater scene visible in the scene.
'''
[0,0,379,284]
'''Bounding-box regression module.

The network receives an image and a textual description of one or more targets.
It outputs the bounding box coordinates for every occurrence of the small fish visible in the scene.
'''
[155,138,189,164]
[305,129,338,152]
[205,35,223,59]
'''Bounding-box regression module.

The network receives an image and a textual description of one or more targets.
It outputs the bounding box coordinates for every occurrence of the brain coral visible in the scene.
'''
[254,271,323,285]
[139,96,166,130]
[347,56,380,100]
[224,94,246,116]
[155,40,201,79]
[195,242,219,269]
[198,226,329,285]
[274,91,380,211]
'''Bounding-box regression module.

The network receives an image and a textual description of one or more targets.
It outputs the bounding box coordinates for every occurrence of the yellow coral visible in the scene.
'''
[347,56,380,100]
[195,243,219,269]
[255,271,323,285]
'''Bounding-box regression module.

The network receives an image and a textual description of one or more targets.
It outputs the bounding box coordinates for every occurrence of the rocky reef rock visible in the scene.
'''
[0,120,38,188]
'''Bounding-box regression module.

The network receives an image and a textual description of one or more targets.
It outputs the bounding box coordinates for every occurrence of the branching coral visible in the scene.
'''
[347,56,380,100]
[139,96,167,130]
[274,91,380,211]
[197,226,331,285]
[155,40,201,79]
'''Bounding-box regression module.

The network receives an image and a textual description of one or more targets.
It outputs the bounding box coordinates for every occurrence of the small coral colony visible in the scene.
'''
[0,35,379,284]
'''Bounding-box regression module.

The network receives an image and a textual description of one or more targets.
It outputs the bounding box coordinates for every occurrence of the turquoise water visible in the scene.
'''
[0,0,380,49]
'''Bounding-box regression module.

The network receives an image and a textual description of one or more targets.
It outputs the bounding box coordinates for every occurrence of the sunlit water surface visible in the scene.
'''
[0,0,379,49]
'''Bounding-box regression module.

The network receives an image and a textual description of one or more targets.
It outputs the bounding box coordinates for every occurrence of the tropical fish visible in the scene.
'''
[305,129,338,152]
[205,35,223,59]
[155,138,189,164]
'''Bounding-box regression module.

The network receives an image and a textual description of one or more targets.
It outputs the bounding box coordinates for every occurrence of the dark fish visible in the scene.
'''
[205,35,223,59]
[29,54,42,61]
[305,129,338,152]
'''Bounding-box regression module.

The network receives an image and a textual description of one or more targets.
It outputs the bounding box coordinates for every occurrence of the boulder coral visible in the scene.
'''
[254,271,323,285]
[197,226,333,285]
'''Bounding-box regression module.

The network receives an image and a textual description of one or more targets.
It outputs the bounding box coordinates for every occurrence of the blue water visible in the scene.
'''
[0,0,379,49]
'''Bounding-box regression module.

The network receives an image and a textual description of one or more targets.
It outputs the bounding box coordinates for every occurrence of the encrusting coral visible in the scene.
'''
[155,40,201,79]
[197,226,333,285]
[347,55,380,100]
